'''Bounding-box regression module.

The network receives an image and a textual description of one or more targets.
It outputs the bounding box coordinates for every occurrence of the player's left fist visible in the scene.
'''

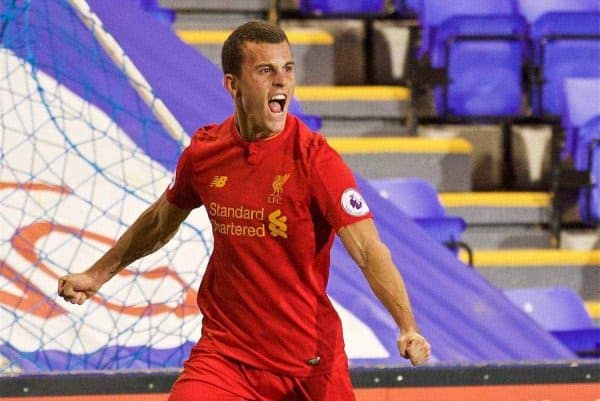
[398,331,431,366]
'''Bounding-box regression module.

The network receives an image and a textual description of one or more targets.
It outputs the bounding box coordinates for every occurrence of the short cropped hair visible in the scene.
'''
[221,21,290,76]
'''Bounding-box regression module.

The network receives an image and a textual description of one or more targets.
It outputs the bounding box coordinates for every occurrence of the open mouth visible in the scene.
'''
[268,94,287,114]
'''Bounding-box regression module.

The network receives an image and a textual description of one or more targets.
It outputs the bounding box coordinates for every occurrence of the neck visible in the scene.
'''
[234,112,277,142]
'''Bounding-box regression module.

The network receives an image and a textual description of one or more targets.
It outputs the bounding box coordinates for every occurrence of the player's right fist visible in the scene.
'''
[58,272,100,305]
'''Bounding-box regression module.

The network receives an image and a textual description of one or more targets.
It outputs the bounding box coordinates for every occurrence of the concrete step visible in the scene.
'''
[173,12,266,30]
[297,85,410,137]
[281,19,413,85]
[161,0,269,29]
[319,118,408,137]
[459,226,599,251]
[328,137,472,191]
[419,124,556,192]
[176,29,335,84]
[561,229,600,251]
[440,192,551,225]
[460,225,553,249]
[295,85,409,119]
[160,0,269,11]
[459,249,600,301]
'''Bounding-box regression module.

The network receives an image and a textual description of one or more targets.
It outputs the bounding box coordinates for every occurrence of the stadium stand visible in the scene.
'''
[505,287,600,357]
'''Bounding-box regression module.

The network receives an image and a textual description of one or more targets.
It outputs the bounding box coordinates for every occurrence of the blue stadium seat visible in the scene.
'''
[299,0,385,16]
[369,178,467,251]
[431,15,527,116]
[417,0,526,116]
[419,0,515,55]
[139,0,175,26]
[394,0,422,16]
[575,117,600,223]
[504,287,600,357]
[515,0,600,24]
[529,12,600,116]
[562,78,600,161]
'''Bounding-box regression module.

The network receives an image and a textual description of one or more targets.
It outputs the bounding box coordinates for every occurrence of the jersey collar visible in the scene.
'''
[228,114,296,165]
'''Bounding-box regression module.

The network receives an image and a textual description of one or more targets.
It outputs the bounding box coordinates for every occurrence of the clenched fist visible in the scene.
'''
[58,272,101,305]
[398,331,431,366]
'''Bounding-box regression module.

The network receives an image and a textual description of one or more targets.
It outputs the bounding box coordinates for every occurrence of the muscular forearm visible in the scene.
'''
[339,219,430,365]
[87,195,181,284]
[360,240,418,334]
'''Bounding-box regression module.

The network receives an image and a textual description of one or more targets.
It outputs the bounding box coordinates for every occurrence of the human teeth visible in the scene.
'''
[271,94,286,101]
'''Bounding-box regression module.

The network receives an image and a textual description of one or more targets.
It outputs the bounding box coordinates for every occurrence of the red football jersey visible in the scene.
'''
[166,114,372,376]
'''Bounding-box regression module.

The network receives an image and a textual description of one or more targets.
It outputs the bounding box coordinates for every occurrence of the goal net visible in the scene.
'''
[0,0,212,372]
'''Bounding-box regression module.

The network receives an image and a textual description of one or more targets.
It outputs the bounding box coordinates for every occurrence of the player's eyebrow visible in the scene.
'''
[255,61,295,70]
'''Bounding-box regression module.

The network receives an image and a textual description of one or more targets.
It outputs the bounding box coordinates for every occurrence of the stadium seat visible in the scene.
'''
[561,79,600,224]
[514,0,600,24]
[432,15,526,116]
[394,0,422,16]
[369,177,468,254]
[418,0,516,55]
[528,12,600,116]
[299,0,385,16]
[504,287,600,357]
[139,0,175,26]
[562,78,600,161]
[417,0,526,116]
[574,117,600,223]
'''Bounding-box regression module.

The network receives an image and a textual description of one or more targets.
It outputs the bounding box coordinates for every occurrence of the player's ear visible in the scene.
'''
[224,74,238,98]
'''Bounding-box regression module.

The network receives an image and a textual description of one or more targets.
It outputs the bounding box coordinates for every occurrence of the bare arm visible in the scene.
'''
[58,193,191,304]
[338,218,431,366]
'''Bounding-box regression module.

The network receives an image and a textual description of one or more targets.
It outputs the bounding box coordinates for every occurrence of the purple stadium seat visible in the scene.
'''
[514,0,600,23]
[431,15,527,116]
[299,0,385,16]
[421,0,514,27]
[529,12,600,116]
[394,0,422,16]
[139,0,175,26]
[416,0,526,117]
[562,78,600,159]
[575,117,600,223]
[368,178,467,249]
[505,287,600,357]
[419,0,515,53]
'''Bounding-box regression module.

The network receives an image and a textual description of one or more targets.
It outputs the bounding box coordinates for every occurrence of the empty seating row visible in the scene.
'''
[297,0,600,118]
[414,0,600,118]
[409,0,599,228]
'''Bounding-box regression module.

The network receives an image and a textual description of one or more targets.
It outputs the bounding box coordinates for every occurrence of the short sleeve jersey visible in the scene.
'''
[166,114,372,376]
